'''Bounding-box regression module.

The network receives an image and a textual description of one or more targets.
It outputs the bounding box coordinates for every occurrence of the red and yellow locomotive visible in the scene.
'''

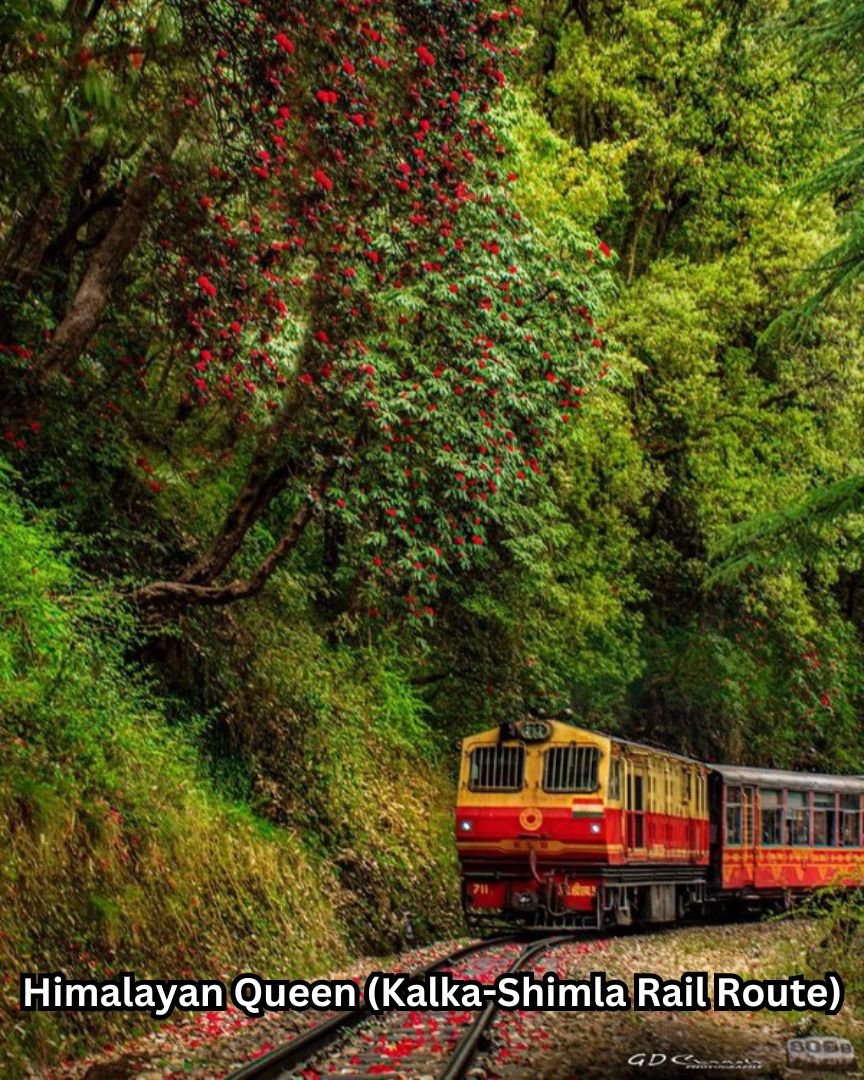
[455,719,864,929]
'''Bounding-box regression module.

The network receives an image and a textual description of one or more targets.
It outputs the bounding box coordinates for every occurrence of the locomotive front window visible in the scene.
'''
[468,745,524,792]
[760,788,783,846]
[813,792,836,846]
[543,745,600,793]
[786,790,809,845]
[839,794,862,847]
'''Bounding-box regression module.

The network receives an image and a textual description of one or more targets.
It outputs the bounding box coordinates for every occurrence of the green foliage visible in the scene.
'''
[791,0,864,306]
[509,0,864,764]
[3,0,864,1066]
[182,580,458,947]
[0,467,457,1069]
[713,475,864,580]
[794,888,864,1013]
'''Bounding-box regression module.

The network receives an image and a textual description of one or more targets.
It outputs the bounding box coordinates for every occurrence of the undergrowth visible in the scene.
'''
[0,466,459,1070]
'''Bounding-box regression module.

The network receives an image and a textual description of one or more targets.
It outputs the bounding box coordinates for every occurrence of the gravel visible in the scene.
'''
[56,921,862,1079]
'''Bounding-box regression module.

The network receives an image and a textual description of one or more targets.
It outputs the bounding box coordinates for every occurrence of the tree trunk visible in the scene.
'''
[623,193,652,284]
[2,189,65,296]
[36,126,182,381]
[0,156,82,344]
[177,376,316,588]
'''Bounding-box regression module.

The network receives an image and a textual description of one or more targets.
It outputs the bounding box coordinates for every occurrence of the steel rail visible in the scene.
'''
[228,935,519,1080]
[438,934,574,1080]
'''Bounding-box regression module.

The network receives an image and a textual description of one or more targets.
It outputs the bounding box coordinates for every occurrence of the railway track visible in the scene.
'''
[228,934,573,1080]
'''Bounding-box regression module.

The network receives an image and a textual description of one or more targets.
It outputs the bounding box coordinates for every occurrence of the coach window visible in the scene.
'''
[813,792,836,846]
[786,790,809,845]
[760,788,783,845]
[839,794,862,847]
[725,785,743,845]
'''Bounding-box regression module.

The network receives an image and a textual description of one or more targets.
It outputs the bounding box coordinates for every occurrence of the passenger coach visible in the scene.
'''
[455,719,864,929]
[712,764,864,898]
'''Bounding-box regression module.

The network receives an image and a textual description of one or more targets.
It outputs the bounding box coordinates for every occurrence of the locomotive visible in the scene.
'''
[455,719,864,929]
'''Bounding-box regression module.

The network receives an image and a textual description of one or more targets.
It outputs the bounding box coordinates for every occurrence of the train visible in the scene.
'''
[455,719,864,929]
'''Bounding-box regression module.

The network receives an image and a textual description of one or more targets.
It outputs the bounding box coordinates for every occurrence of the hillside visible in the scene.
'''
[1,0,863,1069]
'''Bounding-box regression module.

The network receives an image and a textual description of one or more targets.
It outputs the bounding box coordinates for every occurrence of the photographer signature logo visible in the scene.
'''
[787,1036,856,1071]
[627,1052,762,1071]
[628,1038,857,1072]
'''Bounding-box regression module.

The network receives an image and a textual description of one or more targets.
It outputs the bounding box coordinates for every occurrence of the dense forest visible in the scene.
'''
[1,0,862,1068]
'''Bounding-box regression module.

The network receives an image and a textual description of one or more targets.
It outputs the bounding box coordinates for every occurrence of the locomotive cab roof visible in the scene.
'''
[464,720,864,790]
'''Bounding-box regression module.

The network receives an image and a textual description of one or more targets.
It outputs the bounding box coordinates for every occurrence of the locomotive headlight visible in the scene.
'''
[590,822,602,834]
[459,819,474,833]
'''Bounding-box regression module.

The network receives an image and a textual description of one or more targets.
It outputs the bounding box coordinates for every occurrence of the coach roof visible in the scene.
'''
[710,763,864,795]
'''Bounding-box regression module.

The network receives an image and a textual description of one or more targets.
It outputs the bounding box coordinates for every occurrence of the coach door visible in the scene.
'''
[741,785,757,882]
[726,783,757,885]
[626,765,646,854]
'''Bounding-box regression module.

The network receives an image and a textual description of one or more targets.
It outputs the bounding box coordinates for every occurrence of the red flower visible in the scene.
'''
[315,89,338,105]
[313,169,333,191]
[275,32,295,53]
[350,113,366,126]
[385,508,398,517]
[598,240,612,257]
[416,45,436,66]
[471,535,484,545]
[196,275,217,298]
[343,59,355,74]
[299,372,314,385]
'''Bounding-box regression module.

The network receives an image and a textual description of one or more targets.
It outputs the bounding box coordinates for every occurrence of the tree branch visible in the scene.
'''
[132,459,338,613]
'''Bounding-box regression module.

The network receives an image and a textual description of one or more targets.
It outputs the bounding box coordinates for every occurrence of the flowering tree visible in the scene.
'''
[132,0,614,617]
[1,0,613,619]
